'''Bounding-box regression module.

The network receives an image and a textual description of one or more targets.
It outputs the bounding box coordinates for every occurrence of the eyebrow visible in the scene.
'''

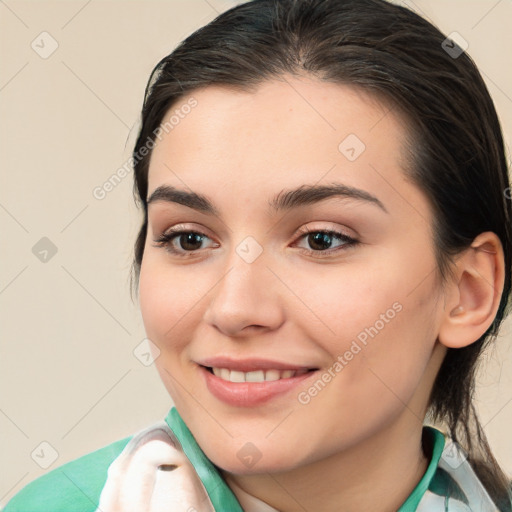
[147,183,388,215]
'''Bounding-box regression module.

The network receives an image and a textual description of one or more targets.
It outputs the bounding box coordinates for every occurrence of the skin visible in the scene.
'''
[138,75,505,512]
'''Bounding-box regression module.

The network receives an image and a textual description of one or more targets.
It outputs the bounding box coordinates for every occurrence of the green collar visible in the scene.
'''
[165,407,244,511]
[165,407,445,512]
[398,426,446,511]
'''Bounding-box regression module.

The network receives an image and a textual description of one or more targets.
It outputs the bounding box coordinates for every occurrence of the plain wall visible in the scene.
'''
[1,0,511,505]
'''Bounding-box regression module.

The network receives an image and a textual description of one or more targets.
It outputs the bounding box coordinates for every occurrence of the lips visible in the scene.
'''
[196,357,319,407]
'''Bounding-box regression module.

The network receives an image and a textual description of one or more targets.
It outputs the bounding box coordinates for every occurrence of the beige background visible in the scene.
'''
[1,0,511,505]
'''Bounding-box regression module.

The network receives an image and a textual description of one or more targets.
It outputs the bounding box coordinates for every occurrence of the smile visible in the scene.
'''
[199,364,318,407]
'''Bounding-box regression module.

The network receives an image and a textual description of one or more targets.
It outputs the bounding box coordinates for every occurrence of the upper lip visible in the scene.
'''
[197,357,317,373]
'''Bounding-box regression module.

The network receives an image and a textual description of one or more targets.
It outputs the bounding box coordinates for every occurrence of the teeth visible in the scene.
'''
[265,369,280,381]
[245,370,265,382]
[210,367,302,383]
[230,370,245,383]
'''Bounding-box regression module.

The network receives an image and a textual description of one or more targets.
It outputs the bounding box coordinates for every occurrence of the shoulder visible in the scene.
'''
[3,435,132,512]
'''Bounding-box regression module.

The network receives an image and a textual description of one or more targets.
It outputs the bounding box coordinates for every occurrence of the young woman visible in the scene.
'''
[5,0,511,510]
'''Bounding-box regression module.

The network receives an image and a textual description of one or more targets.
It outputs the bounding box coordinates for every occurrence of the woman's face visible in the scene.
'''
[139,76,447,474]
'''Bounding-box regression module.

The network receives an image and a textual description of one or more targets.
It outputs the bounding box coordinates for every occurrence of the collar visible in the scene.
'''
[398,425,445,511]
[165,407,485,512]
[165,407,244,511]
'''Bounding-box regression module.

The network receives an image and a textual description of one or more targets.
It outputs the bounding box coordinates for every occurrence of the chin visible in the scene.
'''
[207,444,307,476]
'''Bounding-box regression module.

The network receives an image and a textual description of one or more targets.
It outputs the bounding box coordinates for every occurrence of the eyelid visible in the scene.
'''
[156,223,215,241]
[294,222,357,239]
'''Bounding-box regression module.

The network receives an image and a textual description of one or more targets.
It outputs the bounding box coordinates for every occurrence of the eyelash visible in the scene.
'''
[152,225,359,259]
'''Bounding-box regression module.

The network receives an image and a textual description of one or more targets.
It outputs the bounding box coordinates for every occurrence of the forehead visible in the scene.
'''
[146,76,422,219]
[150,76,399,157]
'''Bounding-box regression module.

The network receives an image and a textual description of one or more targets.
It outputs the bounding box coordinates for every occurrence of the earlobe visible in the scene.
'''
[437,232,505,349]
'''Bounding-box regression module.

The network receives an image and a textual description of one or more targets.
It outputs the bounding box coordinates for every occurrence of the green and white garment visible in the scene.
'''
[2,407,504,511]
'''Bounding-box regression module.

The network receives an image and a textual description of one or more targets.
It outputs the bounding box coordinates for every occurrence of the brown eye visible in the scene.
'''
[152,226,217,258]
[294,227,359,257]
[175,232,205,251]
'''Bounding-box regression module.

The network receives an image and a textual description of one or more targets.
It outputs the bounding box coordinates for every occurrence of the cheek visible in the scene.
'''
[138,256,202,405]
[290,250,439,412]
[286,301,437,461]
[286,256,403,351]
[139,254,199,346]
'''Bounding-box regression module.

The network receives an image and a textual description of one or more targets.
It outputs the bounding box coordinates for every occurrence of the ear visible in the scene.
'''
[437,232,505,349]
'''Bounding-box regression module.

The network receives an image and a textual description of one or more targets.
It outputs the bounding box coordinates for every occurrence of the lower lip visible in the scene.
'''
[200,366,316,407]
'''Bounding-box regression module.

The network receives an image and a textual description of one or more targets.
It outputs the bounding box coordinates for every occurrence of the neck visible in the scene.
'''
[222,416,431,512]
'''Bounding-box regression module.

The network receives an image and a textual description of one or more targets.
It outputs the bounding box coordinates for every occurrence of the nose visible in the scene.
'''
[202,247,285,337]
